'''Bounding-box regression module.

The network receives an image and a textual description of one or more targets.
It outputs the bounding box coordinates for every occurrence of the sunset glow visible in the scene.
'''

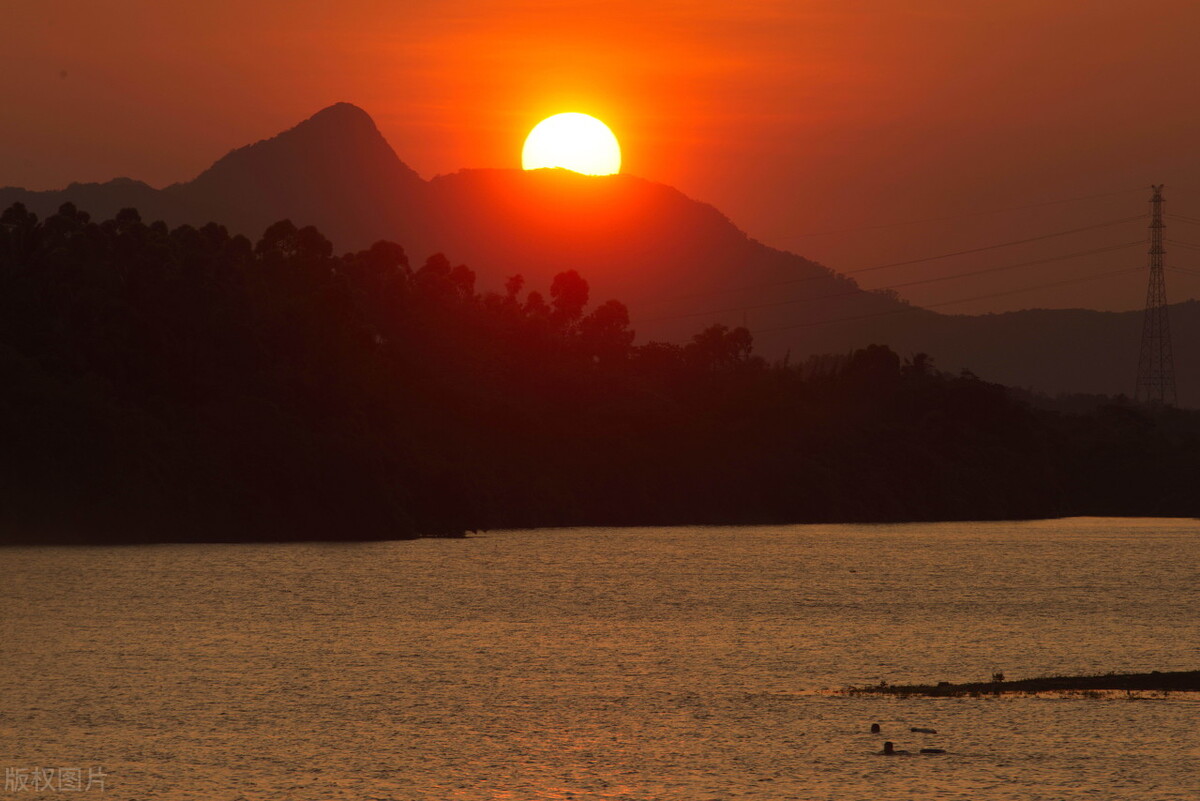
[5,4,1200,800]
[521,113,621,176]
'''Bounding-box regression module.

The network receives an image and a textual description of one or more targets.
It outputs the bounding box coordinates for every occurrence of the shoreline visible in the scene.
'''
[841,670,1200,697]
[5,515,1197,548]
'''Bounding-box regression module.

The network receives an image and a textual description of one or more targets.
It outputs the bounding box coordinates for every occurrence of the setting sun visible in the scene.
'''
[521,112,621,175]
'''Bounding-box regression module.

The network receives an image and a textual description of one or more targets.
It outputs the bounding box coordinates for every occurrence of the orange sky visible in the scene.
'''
[5,0,1200,314]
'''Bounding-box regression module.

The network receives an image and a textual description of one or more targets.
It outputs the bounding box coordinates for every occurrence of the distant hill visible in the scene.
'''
[879,303,1200,402]
[2,103,1191,404]
[0,103,425,252]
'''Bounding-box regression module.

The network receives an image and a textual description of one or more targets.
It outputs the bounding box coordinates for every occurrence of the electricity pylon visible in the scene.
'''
[1134,184,1176,405]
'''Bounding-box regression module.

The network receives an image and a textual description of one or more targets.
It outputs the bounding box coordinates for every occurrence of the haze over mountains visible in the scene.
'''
[4,103,1194,404]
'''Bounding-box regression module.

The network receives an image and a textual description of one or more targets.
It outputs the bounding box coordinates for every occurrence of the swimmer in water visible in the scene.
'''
[879,741,909,755]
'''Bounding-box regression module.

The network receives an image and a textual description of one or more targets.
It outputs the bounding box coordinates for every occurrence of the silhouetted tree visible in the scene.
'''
[580,299,635,364]
[687,323,755,372]
[550,269,589,326]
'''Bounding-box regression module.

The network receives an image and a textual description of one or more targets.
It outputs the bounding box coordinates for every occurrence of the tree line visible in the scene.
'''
[1,202,1197,543]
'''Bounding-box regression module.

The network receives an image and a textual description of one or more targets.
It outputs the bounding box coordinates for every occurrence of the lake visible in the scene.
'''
[2,518,1197,799]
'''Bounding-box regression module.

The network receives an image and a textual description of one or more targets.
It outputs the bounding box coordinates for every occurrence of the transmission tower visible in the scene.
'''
[1135,184,1177,405]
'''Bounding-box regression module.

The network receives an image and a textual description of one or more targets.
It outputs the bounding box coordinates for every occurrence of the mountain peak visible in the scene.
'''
[295,102,379,135]
[193,102,415,184]
[171,104,424,250]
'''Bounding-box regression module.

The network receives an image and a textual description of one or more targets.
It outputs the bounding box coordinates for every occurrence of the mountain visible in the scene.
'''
[411,167,906,348]
[1,103,1191,403]
[168,102,425,249]
[1,104,902,352]
[1,103,424,251]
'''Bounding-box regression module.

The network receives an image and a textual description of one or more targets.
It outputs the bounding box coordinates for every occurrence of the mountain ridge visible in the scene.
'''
[1,103,1191,403]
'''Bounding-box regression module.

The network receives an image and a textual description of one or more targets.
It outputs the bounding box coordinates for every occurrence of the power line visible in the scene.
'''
[780,187,1146,240]
[754,267,1142,336]
[641,241,1142,325]
[845,216,1142,277]
[642,215,1145,309]
[1166,213,1200,226]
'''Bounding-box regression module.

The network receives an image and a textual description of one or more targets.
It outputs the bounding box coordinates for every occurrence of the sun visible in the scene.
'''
[521,113,621,176]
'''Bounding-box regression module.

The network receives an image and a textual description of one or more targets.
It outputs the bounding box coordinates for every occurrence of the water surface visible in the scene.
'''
[2,518,1197,799]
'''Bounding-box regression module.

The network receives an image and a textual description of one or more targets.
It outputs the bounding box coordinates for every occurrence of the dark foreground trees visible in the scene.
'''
[1,202,1198,543]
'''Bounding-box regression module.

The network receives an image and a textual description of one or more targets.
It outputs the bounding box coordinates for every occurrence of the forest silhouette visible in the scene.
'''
[2,202,1199,544]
